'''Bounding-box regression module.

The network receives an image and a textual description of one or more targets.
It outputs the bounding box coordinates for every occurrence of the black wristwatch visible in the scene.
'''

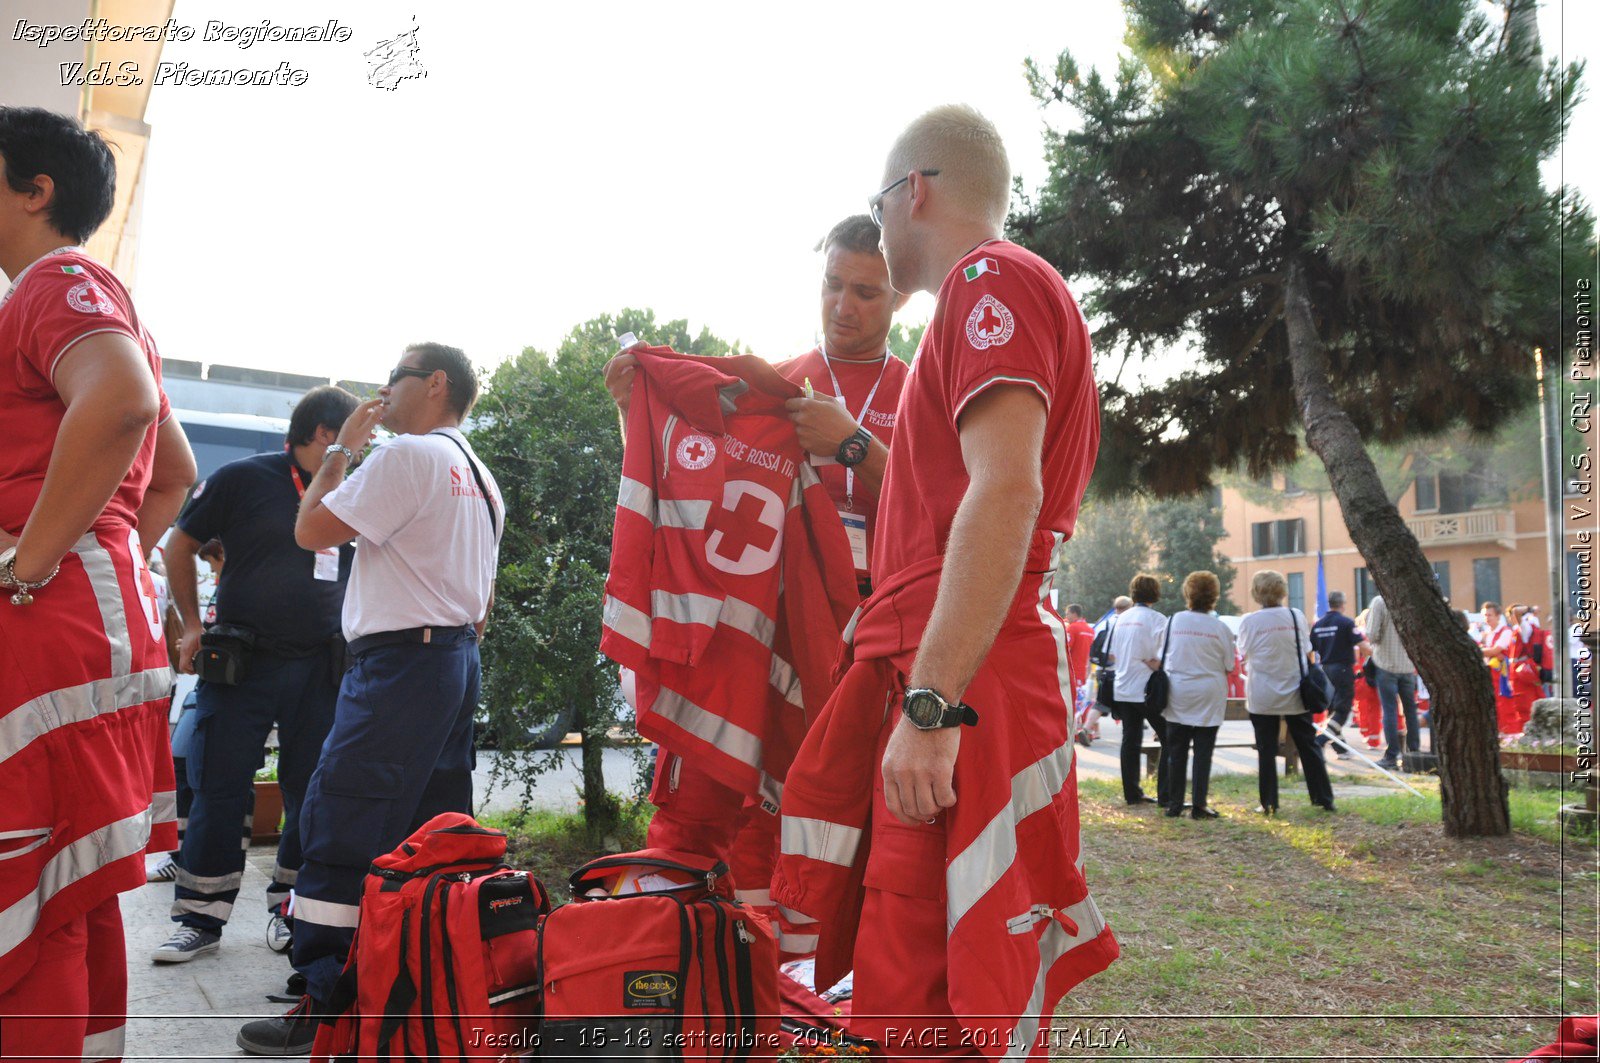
[836,426,874,468]
[902,687,979,730]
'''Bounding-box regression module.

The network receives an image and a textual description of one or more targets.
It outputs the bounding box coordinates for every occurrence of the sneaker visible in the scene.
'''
[266,913,293,953]
[145,854,177,883]
[1375,757,1399,770]
[1191,807,1220,820]
[237,996,318,1056]
[151,926,220,964]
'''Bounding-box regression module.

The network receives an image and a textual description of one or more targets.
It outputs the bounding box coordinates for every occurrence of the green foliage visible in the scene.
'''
[468,309,737,833]
[1056,492,1237,616]
[888,321,927,365]
[1014,0,1592,496]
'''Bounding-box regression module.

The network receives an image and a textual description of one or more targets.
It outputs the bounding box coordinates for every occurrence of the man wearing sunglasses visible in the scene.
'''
[236,343,502,1054]
[775,106,1116,1058]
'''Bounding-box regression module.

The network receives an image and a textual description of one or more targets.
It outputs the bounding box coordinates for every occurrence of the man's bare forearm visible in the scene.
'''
[906,479,1041,702]
[852,438,889,495]
[165,533,204,631]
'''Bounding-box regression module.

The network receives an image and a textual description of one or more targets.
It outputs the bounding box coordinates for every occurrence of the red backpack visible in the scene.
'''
[312,812,550,1062]
[540,849,779,1059]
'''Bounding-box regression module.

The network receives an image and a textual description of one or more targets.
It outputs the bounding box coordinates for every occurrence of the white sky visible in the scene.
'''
[128,1,1596,384]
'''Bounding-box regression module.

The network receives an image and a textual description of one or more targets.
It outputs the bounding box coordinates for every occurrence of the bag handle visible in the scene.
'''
[1290,608,1307,679]
[1158,614,1172,668]
[433,431,499,539]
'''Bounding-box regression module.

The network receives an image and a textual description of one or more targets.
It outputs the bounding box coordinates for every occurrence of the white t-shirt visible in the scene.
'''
[323,427,503,641]
[1110,604,1164,702]
[1237,606,1313,716]
[1161,610,1237,728]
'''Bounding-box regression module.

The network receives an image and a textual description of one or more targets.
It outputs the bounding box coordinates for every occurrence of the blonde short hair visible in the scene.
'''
[1183,571,1221,613]
[885,104,1011,229]
[1252,570,1288,607]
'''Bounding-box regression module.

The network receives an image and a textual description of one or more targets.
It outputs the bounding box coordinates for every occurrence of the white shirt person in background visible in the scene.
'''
[1159,571,1236,820]
[1108,574,1169,806]
[1236,569,1337,816]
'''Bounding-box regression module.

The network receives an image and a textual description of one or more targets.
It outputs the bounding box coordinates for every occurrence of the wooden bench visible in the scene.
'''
[1141,697,1301,777]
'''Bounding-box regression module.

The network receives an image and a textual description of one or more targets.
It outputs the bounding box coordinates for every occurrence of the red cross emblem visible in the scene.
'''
[975,304,1005,339]
[711,492,779,562]
[705,480,784,575]
[676,433,716,470]
[965,294,1015,350]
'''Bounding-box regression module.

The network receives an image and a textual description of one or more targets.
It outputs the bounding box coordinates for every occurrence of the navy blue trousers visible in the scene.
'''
[290,631,479,1005]
[172,649,339,933]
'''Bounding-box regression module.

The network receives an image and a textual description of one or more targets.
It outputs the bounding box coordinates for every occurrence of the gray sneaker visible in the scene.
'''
[151,925,220,963]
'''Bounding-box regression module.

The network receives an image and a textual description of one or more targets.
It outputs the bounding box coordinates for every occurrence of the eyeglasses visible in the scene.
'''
[868,169,939,228]
[387,366,438,386]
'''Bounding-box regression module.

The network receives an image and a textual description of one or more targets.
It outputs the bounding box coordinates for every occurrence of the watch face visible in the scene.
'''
[905,692,941,728]
[839,438,869,466]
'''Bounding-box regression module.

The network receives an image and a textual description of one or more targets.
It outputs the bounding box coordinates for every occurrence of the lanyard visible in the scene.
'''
[817,344,888,510]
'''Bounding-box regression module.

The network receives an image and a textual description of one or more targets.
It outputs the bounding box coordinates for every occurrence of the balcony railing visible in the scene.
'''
[1405,509,1516,550]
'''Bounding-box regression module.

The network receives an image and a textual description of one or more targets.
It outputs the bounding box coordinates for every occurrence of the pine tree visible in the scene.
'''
[1015,0,1592,835]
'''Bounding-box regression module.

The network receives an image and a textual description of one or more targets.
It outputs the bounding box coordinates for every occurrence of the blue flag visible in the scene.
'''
[1315,552,1329,617]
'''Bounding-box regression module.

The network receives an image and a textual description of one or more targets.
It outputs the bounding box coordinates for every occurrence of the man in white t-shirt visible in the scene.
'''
[236,343,502,1055]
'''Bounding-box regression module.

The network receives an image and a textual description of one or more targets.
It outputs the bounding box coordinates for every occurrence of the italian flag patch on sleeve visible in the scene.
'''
[963,258,998,282]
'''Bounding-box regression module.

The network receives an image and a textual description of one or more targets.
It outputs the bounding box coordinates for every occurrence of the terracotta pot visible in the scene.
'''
[252,780,284,845]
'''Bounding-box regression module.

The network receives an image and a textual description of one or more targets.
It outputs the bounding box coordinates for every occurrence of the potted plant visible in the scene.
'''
[252,754,284,845]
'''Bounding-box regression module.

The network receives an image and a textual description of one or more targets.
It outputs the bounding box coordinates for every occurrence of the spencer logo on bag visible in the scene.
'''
[624,970,680,1009]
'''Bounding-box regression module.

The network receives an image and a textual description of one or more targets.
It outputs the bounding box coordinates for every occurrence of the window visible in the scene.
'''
[1283,473,1305,497]
[1438,461,1509,514]
[1431,560,1451,602]
[1414,474,1438,513]
[1250,518,1306,557]
[1354,567,1376,612]
[1287,571,1305,615]
[1473,558,1502,610]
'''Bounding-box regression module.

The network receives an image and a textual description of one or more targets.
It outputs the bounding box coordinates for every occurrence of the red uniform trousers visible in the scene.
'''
[0,896,125,1063]
[1354,678,1384,747]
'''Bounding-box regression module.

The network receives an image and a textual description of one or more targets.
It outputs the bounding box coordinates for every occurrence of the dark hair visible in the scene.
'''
[1182,571,1220,612]
[820,214,883,257]
[1066,603,1085,619]
[0,107,116,244]
[406,342,478,418]
[287,385,359,447]
[1129,573,1161,605]
[198,539,224,563]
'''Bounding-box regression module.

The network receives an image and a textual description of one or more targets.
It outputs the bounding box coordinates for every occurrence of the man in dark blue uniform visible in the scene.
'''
[151,386,358,966]
[1311,590,1364,757]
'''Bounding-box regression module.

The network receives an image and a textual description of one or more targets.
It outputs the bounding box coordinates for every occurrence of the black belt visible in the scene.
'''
[347,625,473,658]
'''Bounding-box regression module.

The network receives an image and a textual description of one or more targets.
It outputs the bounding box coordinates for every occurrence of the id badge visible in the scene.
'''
[313,548,341,582]
[839,510,869,571]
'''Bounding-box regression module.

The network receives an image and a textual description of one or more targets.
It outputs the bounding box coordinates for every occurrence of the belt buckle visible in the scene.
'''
[422,627,432,644]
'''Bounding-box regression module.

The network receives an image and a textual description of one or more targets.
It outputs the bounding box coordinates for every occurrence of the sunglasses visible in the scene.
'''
[387,366,448,386]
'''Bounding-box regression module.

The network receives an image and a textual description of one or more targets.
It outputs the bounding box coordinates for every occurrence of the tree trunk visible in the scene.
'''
[577,676,619,838]
[1283,261,1510,837]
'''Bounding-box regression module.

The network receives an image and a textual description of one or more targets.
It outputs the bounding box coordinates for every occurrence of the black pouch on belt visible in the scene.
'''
[194,624,256,686]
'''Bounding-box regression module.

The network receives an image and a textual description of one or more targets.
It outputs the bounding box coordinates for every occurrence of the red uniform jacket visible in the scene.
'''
[601,346,858,809]
[773,557,1119,1060]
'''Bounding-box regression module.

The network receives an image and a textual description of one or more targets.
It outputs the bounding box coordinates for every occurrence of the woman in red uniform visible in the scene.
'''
[0,107,195,1063]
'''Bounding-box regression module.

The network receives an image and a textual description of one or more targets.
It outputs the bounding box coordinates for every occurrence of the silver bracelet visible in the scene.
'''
[0,550,61,607]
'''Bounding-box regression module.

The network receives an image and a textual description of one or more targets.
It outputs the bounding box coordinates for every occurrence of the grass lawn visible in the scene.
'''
[482,776,1594,1061]
[1059,775,1598,1060]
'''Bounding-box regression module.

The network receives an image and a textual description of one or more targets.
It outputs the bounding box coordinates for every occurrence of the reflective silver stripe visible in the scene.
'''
[718,380,749,413]
[1002,897,1108,1061]
[658,498,712,530]
[650,686,764,771]
[946,738,1075,933]
[780,816,862,868]
[1032,557,1078,728]
[778,905,817,925]
[617,476,654,518]
[841,605,864,646]
[293,893,361,929]
[489,982,539,1006]
[604,595,652,649]
[0,804,152,959]
[151,788,177,826]
[735,888,771,906]
[722,596,776,648]
[81,1024,126,1062]
[0,666,172,767]
[76,532,132,679]
[273,864,300,887]
[172,897,234,921]
[653,590,722,629]
[758,772,784,813]
[174,867,243,893]
[780,931,819,953]
[770,655,803,708]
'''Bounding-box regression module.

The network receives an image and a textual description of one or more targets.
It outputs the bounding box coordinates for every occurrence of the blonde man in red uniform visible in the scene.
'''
[777,104,1117,1058]
[0,107,195,1062]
